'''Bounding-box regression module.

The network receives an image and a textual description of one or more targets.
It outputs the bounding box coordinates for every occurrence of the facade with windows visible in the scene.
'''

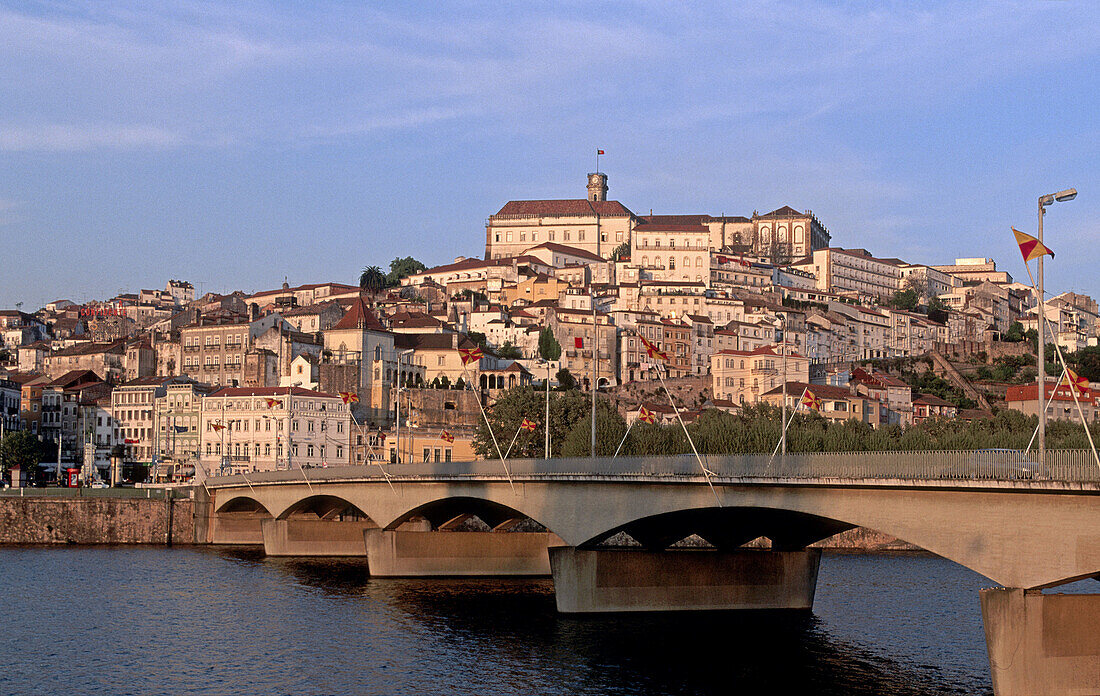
[710,345,809,405]
[198,386,351,475]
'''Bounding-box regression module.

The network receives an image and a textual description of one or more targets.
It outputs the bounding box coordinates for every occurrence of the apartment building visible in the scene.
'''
[198,386,351,476]
[710,345,809,405]
[154,378,213,480]
[761,382,884,427]
[811,248,903,301]
[550,307,618,390]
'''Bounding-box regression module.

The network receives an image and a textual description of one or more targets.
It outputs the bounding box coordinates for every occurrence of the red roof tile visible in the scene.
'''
[493,199,634,218]
[330,296,388,332]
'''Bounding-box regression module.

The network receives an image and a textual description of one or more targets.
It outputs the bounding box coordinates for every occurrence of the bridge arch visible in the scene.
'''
[580,505,858,552]
[384,495,551,533]
[216,495,274,517]
[276,494,376,524]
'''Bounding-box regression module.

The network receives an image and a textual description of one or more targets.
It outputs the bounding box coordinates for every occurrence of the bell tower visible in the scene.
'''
[587,172,608,202]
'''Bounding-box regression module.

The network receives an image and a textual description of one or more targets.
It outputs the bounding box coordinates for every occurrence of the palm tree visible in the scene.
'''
[359,266,386,294]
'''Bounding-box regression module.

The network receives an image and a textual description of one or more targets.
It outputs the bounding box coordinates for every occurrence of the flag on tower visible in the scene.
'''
[639,335,670,362]
[458,346,484,365]
[638,406,656,424]
[1012,227,1055,263]
[520,417,538,432]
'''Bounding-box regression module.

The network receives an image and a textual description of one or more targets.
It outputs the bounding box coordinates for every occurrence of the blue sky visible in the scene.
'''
[2,1,1098,309]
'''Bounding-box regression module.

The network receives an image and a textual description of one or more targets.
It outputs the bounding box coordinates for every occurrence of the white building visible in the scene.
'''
[199,386,352,476]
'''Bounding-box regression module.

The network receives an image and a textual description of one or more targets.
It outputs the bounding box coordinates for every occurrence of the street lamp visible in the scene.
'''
[1036,187,1076,469]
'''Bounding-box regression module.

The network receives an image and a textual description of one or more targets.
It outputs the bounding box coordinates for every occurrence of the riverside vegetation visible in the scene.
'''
[472,387,1098,459]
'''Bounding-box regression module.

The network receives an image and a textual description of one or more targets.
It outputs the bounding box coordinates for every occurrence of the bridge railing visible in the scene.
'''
[207,449,1100,486]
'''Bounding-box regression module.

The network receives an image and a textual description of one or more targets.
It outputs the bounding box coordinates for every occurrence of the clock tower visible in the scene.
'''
[587,172,608,202]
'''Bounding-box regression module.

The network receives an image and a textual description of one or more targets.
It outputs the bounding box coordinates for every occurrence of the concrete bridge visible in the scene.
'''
[198,450,1100,696]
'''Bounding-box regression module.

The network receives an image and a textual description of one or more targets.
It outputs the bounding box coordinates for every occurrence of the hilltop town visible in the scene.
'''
[2,172,1097,482]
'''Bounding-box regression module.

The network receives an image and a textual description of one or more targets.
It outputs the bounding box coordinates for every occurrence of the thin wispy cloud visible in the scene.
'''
[0,0,1097,308]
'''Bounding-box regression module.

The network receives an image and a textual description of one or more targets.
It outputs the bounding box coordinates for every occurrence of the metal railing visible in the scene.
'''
[205,450,1100,487]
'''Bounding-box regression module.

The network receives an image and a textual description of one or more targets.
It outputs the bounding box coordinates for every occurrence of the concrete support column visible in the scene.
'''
[261,518,377,556]
[980,587,1100,696]
[549,547,821,613]
[210,515,267,545]
[363,529,559,577]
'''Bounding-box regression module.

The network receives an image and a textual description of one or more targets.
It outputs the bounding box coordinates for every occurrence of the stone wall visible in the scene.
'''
[0,495,195,545]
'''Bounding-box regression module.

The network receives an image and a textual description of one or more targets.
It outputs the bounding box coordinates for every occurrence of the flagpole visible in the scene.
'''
[612,417,637,459]
[1025,368,1066,454]
[1039,314,1100,471]
[353,418,397,495]
[655,363,721,507]
[772,387,808,458]
[460,360,515,493]
[504,422,524,460]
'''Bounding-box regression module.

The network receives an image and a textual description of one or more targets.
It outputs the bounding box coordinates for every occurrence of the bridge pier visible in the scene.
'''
[980,587,1100,696]
[548,546,821,613]
[363,529,559,577]
[210,515,266,545]
[261,518,378,557]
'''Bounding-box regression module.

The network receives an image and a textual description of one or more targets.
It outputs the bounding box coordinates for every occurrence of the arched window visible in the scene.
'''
[642,256,648,266]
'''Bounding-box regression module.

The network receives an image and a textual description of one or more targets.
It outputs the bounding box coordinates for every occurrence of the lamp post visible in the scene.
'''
[395,349,414,463]
[1036,187,1076,469]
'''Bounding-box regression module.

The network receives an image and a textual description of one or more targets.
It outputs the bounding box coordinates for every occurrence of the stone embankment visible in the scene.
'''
[0,491,195,545]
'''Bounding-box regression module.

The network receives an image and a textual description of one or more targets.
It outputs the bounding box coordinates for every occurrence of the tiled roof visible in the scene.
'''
[207,386,339,399]
[913,393,955,407]
[46,370,103,388]
[755,206,806,219]
[761,381,862,400]
[524,242,606,263]
[330,296,388,332]
[493,199,634,218]
[715,345,804,359]
[635,214,710,232]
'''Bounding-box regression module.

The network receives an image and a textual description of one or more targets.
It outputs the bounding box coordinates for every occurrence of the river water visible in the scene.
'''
[0,547,1091,695]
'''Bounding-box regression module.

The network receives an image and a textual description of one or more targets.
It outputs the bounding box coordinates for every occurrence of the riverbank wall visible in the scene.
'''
[0,491,195,545]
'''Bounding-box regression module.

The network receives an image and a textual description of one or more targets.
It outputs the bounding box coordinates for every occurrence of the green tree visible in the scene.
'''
[538,326,562,361]
[1071,346,1100,382]
[467,331,489,351]
[359,265,386,293]
[0,431,44,477]
[1004,321,1025,343]
[496,341,522,360]
[560,399,627,457]
[472,387,592,459]
[610,241,630,261]
[889,288,919,311]
[386,256,427,286]
[555,368,577,391]
[927,296,949,324]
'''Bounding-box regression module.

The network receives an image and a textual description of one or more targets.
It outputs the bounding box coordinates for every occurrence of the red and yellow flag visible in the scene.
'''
[638,406,656,424]
[338,391,359,404]
[211,423,226,432]
[440,430,455,443]
[520,417,538,432]
[1012,227,1055,264]
[639,335,670,362]
[1063,368,1089,396]
[264,397,281,409]
[458,346,484,366]
[800,389,823,412]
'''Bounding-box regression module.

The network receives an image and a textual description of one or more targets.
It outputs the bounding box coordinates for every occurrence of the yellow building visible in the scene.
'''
[710,345,809,405]
[501,274,569,305]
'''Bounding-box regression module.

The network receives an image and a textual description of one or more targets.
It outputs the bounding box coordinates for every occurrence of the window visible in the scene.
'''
[434,448,441,462]
[669,257,675,270]
[445,449,452,462]
[336,446,343,459]
[506,231,512,242]
[264,443,271,456]
[423,448,430,462]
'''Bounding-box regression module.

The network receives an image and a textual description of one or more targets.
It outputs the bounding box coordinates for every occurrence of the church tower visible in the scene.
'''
[587,172,608,202]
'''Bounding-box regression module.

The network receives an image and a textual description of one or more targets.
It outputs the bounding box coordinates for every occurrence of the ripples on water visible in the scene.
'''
[4,546,1092,695]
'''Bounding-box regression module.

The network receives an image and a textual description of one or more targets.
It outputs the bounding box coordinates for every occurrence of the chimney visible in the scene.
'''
[193,308,202,325]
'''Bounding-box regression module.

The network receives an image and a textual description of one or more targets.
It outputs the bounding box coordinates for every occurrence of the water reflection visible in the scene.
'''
[0,546,997,696]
